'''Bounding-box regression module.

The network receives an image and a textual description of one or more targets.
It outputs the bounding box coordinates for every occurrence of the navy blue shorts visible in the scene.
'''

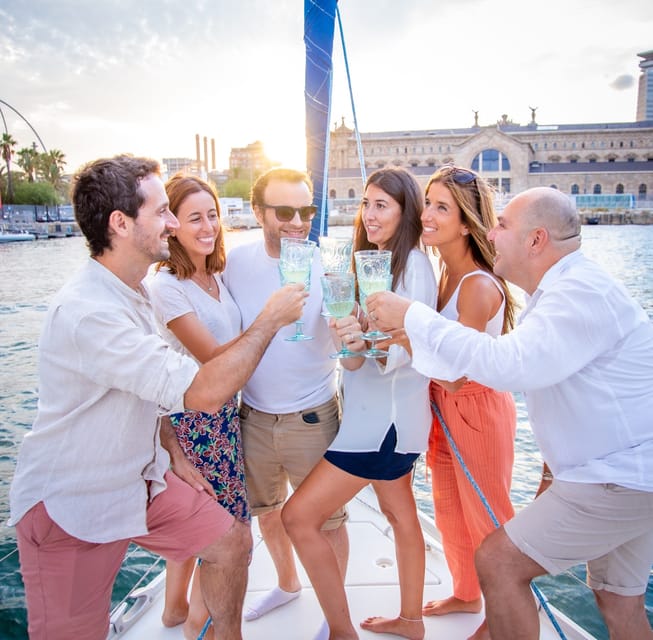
[324,424,419,481]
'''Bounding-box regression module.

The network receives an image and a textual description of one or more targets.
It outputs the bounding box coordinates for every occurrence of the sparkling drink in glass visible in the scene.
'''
[320,273,359,359]
[354,249,392,358]
[279,237,316,341]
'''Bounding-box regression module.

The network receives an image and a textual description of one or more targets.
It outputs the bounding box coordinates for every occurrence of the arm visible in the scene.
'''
[535,461,553,498]
[167,312,238,363]
[184,283,306,412]
[160,416,217,498]
[432,274,502,392]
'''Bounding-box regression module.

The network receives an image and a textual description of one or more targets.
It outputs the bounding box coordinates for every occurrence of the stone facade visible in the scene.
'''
[326,117,653,204]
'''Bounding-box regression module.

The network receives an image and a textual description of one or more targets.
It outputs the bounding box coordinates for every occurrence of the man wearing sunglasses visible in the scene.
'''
[222,168,349,626]
[367,186,653,640]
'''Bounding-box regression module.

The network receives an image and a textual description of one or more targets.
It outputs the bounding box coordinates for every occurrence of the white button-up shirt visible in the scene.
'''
[405,251,653,491]
[9,259,199,542]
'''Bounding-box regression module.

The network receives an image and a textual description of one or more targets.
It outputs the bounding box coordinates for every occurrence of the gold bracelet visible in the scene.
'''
[542,472,554,481]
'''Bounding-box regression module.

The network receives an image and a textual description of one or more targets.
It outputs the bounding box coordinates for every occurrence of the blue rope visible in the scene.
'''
[430,400,569,640]
[196,615,211,640]
[335,4,366,186]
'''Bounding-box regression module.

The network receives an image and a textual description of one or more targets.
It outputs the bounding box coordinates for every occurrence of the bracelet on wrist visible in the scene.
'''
[541,472,554,481]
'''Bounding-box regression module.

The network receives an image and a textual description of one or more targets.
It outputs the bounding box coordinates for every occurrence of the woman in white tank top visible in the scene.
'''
[420,165,518,640]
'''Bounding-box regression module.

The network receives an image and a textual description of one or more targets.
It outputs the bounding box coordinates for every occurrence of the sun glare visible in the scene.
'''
[264,128,308,172]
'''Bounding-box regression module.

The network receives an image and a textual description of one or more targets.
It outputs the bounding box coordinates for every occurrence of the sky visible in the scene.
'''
[1,0,652,175]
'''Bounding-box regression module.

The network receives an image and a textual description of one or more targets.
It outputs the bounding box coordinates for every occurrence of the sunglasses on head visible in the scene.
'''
[437,164,477,185]
[263,204,317,222]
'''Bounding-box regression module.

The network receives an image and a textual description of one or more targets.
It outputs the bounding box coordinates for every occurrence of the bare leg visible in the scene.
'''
[243,508,302,620]
[422,595,482,616]
[283,459,367,640]
[197,518,252,640]
[259,508,302,593]
[162,557,195,627]
[594,590,653,640]
[467,618,491,640]
[475,527,546,640]
[359,473,425,640]
[183,566,212,640]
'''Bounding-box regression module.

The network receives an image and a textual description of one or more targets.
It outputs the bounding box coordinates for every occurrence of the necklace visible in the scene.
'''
[193,272,214,292]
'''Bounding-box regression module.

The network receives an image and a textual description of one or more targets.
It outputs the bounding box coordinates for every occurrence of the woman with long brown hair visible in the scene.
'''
[283,167,437,640]
[420,164,517,640]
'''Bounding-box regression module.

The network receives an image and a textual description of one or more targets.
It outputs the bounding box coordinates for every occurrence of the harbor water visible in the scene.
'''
[0,225,652,639]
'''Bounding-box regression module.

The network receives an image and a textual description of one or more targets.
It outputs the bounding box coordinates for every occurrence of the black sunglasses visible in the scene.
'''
[263,204,317,222]
[437,164,477,184]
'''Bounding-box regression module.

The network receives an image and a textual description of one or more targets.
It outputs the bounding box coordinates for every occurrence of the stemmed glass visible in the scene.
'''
[319,236,353,274]
[354,250,392,359]
[320,273,360,359]
[279,237,316,341]
[319,236,353,318]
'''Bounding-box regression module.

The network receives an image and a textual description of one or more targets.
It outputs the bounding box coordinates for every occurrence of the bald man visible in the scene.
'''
[367,187,653,640]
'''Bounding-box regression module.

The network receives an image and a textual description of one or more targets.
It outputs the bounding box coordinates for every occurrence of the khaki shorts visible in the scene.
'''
[240,396,347,529]
[505,479,653,596]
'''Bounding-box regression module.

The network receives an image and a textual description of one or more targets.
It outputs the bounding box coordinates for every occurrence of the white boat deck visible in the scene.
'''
[111,486,595,640]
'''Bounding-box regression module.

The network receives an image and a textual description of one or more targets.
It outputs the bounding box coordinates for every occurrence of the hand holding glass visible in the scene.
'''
[320,273,360,359]
[279,238,316,341]
[354,250,392,358]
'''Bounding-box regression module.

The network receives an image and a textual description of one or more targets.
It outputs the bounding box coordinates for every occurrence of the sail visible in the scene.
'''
[304,0,337,241]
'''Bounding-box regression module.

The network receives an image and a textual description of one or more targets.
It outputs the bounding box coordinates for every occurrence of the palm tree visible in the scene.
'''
[38,149,66,190]
[17,146,39,182]
[1,132,17,203]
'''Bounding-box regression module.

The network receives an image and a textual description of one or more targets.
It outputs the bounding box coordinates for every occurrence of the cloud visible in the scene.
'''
[610,74,636,91]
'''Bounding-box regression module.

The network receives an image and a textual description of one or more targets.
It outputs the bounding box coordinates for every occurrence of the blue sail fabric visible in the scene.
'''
[304,0,337,242]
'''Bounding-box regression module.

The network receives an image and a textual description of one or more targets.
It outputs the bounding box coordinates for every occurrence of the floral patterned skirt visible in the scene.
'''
[170,396,250,523]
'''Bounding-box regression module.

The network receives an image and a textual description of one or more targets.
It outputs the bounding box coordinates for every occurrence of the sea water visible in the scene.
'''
[0,226,652,639]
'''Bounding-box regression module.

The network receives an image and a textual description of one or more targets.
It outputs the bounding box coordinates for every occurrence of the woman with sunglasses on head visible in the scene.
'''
[419,165,517,640]
[283,167,437,640]
[147,173,251,640]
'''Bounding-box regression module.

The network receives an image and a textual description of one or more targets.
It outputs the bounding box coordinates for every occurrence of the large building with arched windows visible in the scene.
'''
[326,50,653,208]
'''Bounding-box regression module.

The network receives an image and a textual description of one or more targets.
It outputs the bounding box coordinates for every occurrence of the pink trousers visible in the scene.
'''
[428,380,516,601]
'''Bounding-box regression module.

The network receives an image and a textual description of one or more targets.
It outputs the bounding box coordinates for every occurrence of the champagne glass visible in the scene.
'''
[320,273,360,359]
[319,236,353,318]
[354,249,392,359]
[279,238,316,341]
[319,236,353,274]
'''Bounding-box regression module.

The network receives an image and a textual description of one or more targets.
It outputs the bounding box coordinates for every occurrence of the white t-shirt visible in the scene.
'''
[406,250,653,491]
[148,269,241,359]
[329,248,438,454]
[222,239,337,413]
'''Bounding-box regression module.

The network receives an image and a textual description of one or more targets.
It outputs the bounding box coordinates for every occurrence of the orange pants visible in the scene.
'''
[428,380,516,601]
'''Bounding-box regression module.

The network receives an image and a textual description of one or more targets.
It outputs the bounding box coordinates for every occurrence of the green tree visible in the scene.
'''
[13,180,59,205]
[16,146,39,182]
[220,178,252,199]
[1,132,17,203]
[37,148,67,190]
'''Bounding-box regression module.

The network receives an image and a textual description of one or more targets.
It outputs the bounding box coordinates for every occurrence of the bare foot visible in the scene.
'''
[161,603,188,627]
[360,616,424,640]
[422,595,482,616]
[468,618,491,640]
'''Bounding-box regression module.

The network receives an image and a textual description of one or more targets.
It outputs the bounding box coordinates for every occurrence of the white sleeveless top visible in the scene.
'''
[439,269,505,337]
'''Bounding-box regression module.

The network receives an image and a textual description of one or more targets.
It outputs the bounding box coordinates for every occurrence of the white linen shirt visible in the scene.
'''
[405,250,653,491]
[8,258,199,542]
[329,249,437,454]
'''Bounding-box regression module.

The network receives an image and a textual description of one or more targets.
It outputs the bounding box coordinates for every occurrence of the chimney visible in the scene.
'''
[195,134,201,169]
[211,138,216,171]
[203,136,208,175]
